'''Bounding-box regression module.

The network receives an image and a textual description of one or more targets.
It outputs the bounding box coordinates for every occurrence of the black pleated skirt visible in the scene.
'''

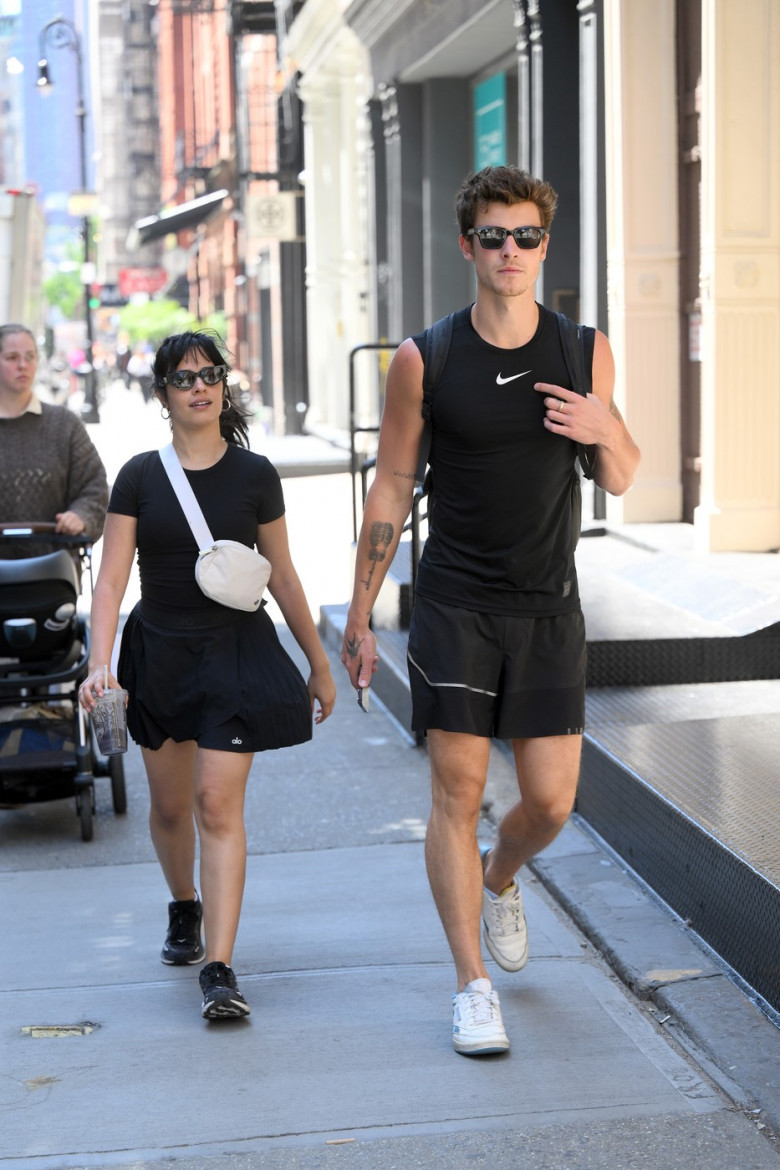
[117,600,313,753]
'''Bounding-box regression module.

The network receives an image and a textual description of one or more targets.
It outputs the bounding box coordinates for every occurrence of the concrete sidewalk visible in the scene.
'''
[2,637,779,1169]
[2,395,778,1167]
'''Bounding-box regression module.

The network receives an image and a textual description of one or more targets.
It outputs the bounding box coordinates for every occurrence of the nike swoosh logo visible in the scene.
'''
[496,370,532,385]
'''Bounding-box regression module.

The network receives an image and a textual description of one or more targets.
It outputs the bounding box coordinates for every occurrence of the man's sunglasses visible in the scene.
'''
[467,226,548,250]
[166,364,227,390]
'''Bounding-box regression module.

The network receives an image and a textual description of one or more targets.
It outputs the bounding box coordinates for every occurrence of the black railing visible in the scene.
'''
[348,341,400,541]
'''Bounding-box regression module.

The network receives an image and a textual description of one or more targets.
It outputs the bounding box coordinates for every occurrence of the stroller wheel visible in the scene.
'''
[77,784,95,842]
[109,755,127,815]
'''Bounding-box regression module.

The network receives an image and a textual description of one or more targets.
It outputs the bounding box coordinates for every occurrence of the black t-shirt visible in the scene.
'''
[108,443,284,613]
[413,304,583,617]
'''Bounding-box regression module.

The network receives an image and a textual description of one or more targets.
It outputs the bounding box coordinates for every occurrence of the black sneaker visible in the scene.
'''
[199,961,251,1019]
[161,895,205,965]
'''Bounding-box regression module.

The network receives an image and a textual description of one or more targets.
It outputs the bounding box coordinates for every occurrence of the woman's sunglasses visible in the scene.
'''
[467,226,548,250]
[166,364,227,390]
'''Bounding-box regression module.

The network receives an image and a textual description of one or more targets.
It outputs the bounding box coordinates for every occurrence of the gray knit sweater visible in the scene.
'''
[0,404,108,557]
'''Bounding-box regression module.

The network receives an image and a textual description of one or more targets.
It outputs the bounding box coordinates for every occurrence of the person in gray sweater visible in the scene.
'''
[0,324,107,558]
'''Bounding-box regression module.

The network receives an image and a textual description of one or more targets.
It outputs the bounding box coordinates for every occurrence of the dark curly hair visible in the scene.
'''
[153,330,250,448]
[455,166,558,235]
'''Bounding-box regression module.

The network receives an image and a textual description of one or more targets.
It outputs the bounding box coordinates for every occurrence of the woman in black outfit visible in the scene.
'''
[79,331,335,1021]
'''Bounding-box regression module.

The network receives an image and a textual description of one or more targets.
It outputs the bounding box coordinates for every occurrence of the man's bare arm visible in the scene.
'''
[535,330,640,496]
[341,339,425,689]
[588,332,640,495]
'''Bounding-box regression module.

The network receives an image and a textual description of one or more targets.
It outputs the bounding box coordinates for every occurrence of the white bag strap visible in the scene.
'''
[159,443,214,549]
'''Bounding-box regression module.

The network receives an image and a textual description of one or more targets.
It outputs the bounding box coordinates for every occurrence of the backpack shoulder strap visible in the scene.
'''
[415,312,454,484]
[555,311,597,480]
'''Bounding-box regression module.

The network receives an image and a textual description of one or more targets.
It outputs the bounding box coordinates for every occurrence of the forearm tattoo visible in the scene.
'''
[393,469,415,480]
[609,399,624,424]
[344,633,363,660]
[362,520,394,590]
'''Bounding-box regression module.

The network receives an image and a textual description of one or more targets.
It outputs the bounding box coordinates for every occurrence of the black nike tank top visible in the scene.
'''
[413,304,583,617]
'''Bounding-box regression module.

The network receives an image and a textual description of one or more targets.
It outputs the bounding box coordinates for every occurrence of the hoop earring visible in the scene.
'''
[161,406,171,420]
[222,397,230,413]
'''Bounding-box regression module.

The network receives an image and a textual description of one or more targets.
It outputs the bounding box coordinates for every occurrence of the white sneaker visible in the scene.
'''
[452,978,510,1055]
[481,849,529,972]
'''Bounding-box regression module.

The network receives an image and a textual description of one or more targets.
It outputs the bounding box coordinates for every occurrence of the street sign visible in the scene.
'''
[118,267,168,297]
[474,73,507,168]
[245,192,299,241]
[98,284,128,307]
[68,191,99,217]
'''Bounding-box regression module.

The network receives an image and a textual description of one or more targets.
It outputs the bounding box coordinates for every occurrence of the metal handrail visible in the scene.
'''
[348,341,400,541]
[359,454,376,514]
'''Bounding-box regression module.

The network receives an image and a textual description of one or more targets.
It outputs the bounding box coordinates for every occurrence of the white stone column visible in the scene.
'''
[299,61,372,434]
[298,71,344,431]
[291,0,373,435]
[695,0,780,551]
[603,0,681,523]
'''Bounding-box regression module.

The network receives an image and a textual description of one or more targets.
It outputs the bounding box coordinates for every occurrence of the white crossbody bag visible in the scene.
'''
[159,444,271,612]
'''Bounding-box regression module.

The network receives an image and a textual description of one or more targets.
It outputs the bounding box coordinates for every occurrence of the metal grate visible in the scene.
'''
[586,622,780,687]
[579,713,780,1012]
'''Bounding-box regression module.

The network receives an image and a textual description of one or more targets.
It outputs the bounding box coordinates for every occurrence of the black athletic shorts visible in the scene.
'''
[407,595,586,739]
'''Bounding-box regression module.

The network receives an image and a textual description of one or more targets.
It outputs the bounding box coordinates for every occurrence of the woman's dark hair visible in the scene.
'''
[153,330,250,448]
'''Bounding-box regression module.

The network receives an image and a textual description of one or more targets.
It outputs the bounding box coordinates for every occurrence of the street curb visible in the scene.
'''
[527,824,780,1140]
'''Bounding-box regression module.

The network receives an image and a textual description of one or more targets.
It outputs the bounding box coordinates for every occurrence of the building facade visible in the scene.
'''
[119,1,306,433]
[277,0,780,553]
[9,0,96,267]
[94,0,163,294]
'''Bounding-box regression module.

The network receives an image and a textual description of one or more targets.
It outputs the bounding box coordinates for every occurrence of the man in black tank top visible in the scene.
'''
[342,166,640,1057]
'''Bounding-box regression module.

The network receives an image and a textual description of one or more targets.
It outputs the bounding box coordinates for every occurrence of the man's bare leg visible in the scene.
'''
[425,729,492,992]
[482,734,582,895]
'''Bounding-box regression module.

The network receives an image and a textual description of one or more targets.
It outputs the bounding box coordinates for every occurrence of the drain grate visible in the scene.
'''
[21,1022,99,1038]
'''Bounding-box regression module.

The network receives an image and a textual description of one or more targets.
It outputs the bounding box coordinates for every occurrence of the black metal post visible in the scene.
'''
[37,17,99,424]
[348,342,401,542]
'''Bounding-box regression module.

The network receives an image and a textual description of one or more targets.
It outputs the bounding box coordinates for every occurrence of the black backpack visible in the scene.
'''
[414,311,596,486]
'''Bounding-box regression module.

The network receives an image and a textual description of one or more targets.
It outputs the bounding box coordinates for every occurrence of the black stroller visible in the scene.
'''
[0,523,127,840]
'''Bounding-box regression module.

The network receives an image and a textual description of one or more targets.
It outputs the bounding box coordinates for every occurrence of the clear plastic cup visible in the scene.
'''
[91,688,128,755]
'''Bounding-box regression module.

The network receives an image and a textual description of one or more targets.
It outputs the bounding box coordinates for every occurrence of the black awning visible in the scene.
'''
[129,189,229,247]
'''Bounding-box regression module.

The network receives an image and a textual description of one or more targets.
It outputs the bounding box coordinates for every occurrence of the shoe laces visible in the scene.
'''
[490,888,524,930]
[168,901,200,943]
[459,987,499,1027]
[202,961,237,991]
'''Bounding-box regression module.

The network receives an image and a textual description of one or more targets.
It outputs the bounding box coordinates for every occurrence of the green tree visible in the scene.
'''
[43,222,99,323]
[118,301,228,349]
[43,266,82,321]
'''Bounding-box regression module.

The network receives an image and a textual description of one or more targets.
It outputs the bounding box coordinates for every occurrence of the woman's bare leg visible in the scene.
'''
[141,740,198,901]
[193,748,253,965]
